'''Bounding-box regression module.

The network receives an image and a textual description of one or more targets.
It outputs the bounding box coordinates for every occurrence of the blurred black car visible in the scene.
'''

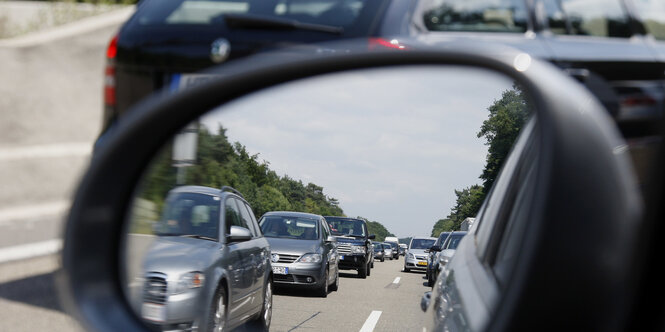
[410,0,665,137]
[101,0,421,138]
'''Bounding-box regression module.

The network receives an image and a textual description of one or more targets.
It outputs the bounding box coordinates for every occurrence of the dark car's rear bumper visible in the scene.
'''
[338,254,367,270]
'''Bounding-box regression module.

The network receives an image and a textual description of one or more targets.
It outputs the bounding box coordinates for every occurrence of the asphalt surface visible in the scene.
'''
[270,257,429,332]
[0,5,133,331]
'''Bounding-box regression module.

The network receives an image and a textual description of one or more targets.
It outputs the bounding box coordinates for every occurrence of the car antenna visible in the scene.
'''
[221,186,244,199]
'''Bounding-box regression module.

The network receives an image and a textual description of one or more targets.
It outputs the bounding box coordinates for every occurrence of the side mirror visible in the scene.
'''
[228,226,252,242]
[430,245,442,252]
[326,236,337,243]
[368,234,376,240]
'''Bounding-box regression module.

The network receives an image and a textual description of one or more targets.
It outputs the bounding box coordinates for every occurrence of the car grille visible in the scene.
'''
[273,274,315,284]
[273,253,299,264]
[143,273,168,304]
[415,255,427,260]
[337,243,352,255]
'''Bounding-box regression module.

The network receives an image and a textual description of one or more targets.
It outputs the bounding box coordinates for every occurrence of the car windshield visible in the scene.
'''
[260,216,319,240]
[632,0,665,40]
[383,244,391,249]
[410,239,436,249]
[423,0,528,33]
[154,192,220,240]
[444,234,466,250]
[135,0,370,29]
[326,217,366,237]
[434,232,449,246]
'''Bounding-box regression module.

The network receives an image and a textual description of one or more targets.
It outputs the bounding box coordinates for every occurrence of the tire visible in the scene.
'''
[247,279,272,331]
[426,272,433,287]
[318,268,329,297]
[358,263,367,279]
[381,257,385,262]
[371,261,374,269]
[207,285,227,332]
[404,266,411,272]
[367,263,371,276]
[329,268,339,292]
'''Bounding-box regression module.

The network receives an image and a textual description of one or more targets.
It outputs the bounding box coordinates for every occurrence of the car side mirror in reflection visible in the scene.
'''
[227,225,252,242]
[430,245,441,252]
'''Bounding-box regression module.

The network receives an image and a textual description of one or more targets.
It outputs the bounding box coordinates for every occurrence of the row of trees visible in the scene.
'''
[431,84,530,236]
[139,125,396,236]
[140,126,345,219]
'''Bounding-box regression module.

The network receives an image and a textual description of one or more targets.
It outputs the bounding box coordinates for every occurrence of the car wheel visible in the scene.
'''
[318,268,329,298]
[329,268,339,292]
[367,263,371,276]
[404,266,410,273]
[247,279,272,331]
[207,285,227,332]
[371,261,374,269]
[427,272,433,287]
[381,257,384,262]
[358,263,367,279]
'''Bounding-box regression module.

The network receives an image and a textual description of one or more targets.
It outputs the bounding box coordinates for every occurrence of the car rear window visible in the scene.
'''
[632,0,665,40]
[546,0,632,38]
[260,216,320,240]
[135,0,368,28]
[423,0,529,33]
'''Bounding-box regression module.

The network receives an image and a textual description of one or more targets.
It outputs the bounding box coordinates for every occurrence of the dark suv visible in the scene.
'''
[426,231,451,287]
[325,216,375,278]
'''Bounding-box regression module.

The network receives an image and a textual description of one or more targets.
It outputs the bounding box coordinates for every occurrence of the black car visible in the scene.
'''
[372,242,385,262]
[426,231,450,287]
[325,216,375,278]
[101,0,420,138]
[411,0,665,139]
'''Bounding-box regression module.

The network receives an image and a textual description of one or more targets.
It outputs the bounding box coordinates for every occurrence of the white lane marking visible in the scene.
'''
[0,239,62,264]
[392,277,401,284]
[359,311,382,332]
[0,6,135,48]
[0,142,91,161]
[0,201,70,224]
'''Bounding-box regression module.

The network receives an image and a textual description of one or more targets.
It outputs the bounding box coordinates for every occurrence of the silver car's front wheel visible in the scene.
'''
[208,287,227,332]
[263,281,273,327]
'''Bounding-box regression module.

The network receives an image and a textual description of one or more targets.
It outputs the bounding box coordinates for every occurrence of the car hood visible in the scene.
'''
[143,236,219,273]
[408,249,428,256]
[441,248,457,258]
[266,237,320,255]
[334,236,365,245]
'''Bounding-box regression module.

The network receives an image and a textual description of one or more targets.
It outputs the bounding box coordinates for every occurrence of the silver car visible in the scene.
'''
[138,186,272,331]
[404,237,436,272]
[259,211,339,297]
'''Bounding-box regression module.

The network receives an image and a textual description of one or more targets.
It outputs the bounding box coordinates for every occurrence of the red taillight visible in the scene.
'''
[620,95,657,107]
[104,65,116,106]
[368,37,407,50]
[104,34,118,107]
[106,35,118,59]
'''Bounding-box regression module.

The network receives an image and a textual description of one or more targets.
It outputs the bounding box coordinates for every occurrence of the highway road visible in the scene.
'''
[270,257,429,332]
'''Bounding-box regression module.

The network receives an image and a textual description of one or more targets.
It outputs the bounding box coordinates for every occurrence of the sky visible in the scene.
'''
[200,65,514,238]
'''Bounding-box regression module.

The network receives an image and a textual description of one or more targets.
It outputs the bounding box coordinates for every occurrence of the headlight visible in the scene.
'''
[298,253,322,263]
[175,272,205,293]
[408,253,415,259]
[351,245,366,254]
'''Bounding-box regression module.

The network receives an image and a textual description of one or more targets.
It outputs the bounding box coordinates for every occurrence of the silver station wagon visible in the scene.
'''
[259,211,339,297]
[138,186,272,331]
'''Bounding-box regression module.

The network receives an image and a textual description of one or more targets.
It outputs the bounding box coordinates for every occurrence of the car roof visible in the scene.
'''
[263,211,323,219]
[168,185,222,196]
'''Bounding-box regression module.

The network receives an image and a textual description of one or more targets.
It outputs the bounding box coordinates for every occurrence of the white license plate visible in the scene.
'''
[272,266,288,275]
[142,303,166,322]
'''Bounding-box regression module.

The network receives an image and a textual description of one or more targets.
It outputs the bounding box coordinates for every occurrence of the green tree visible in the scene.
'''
[477,84,530,193]
[430,218,455,237]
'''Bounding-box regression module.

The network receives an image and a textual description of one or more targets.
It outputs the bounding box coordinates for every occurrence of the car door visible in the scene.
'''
[235,198,268,314]
[222,196,255,322]
[320,218,337,280]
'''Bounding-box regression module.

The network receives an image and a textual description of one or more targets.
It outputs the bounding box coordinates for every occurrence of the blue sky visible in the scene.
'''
[201,65,513,237]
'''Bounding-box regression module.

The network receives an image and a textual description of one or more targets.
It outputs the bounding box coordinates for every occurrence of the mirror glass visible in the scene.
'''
[122,65,533,331]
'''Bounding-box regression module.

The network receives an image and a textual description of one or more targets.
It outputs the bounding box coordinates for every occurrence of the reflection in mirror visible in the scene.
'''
[122,66,533,331]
